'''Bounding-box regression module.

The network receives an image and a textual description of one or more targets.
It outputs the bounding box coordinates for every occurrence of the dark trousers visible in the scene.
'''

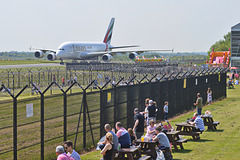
[164,112,168,120]
[135,132,144,139]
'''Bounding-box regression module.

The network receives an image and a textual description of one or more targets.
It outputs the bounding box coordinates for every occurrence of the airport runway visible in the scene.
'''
[0,63,62,69]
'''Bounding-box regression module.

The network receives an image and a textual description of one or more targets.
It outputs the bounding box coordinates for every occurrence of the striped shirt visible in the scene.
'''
[194,116,205,131]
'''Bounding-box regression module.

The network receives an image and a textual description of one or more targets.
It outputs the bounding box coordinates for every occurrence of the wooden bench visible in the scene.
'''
[212,121,220,130]
[138,155,151,160]
[202,115,220,130]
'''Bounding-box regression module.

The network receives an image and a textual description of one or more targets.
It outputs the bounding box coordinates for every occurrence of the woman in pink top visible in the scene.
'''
[145,120,156,139]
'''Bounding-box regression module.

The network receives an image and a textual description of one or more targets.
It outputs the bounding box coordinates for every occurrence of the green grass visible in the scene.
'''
[0,60,60,65]
[81,85,240,160]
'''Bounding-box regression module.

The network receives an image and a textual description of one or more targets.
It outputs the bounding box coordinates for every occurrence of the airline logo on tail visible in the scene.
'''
[103,18,115,44]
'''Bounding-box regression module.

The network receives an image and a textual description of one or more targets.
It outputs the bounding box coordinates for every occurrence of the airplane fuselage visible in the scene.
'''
[56,42,111,60]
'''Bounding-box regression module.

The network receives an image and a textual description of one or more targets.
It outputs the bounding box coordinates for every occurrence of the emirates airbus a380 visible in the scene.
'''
[32,18,172,64]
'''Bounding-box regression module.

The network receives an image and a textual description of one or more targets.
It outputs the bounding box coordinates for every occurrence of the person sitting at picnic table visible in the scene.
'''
[128,128,137,145]
[114,122,131,148]
[99,124,119,151]
[153,126,173,160]
[228,79,234,89]
[145,119,156,139]
[100,132,114,160]
[188,113,205,138]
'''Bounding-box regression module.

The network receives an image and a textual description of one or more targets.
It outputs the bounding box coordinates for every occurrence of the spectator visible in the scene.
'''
[235,78,239,85]
[99,124,119,151]
[133,108,145,139]
[63,140,81,160]
[55,145,74,160]
[189,113,205,138]
[207,88,212,105]
[194,93,203,115]
[100,132,114,160]
[153,126,173,160]
[144,98,150,125]
[62,77,65,87]
[228,79,234,89]
[53,75,56,82]
[148,100,157,123]
[163,101,169,120]
[145,120,156,139]
[128,128,136,145]
[115,122,131,148]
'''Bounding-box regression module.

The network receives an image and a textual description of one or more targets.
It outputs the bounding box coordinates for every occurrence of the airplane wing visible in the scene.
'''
[30,47,57,53]
[86,49,173,57]
[108,49,174,55]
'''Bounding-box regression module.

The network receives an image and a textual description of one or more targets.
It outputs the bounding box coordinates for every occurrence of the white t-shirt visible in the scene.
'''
[164,105,168,113]
[67,150,81,160]
[145,107,148,117]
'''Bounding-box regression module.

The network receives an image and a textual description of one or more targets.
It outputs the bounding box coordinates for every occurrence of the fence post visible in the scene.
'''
[13,97,17,160]
[63,92,67,141]
[83,91,87,149]
[40,93,44,160]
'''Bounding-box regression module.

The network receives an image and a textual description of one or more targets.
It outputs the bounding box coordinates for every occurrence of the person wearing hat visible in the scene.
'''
[133,108,145,139]
[194,93,203,115]
[148,100,157,123]
[55,145,74,160]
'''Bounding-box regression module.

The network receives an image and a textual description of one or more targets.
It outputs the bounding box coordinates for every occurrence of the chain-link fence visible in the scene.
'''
[0,67,227,160]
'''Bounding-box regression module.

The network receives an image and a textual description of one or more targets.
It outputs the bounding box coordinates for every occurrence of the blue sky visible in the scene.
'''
[0,0,239,52]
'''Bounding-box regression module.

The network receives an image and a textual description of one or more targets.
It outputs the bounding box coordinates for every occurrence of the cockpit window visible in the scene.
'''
[59,48,65,50]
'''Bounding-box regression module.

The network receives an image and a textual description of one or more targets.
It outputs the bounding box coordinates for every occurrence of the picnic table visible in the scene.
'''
[201,115,219,130]
[135,139,158,159]
[166,130,187,151]
[175,122,202,141]
[114,147,150,160]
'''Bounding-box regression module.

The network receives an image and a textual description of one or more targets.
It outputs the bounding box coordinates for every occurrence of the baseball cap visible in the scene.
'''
[149,100,153,104]
[56,145,65,153]
[134,108,139,112]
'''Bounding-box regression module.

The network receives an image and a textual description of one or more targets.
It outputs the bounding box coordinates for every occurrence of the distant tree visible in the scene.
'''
[208,32,231,57]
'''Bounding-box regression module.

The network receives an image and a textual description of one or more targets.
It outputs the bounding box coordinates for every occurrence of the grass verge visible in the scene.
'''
[81,85,240,160]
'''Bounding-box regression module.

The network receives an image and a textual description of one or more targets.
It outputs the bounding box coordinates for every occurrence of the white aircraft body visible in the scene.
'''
[33,18,172,63]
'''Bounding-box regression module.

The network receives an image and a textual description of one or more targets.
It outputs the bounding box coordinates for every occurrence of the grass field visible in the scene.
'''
[81,85,240,160]
[0,60,60,65]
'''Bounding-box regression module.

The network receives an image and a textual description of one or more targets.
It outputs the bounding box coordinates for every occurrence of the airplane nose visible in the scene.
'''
[56,50,63,59]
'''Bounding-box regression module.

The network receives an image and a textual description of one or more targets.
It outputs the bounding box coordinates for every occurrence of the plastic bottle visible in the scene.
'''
[118,143,121,150]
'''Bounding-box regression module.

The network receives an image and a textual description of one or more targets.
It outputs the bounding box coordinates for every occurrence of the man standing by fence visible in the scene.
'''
[133,108,145,139]
[194,93,203,115]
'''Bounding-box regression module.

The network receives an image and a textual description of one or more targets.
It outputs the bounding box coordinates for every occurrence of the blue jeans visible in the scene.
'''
[197,108,202,115]
[164,112,168,120]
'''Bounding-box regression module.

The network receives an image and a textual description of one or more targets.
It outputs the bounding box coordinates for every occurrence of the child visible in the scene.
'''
[163,101,168,121]
[145,120,156,139]
[128,128,137,145]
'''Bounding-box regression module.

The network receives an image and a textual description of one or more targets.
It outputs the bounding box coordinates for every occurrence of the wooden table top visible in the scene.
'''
[118,147,139,153]
[175,122,194,127]
[135,139,157,144]
[166,130,180,135]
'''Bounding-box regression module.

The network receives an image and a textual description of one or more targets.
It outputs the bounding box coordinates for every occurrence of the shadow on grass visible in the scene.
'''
[205,129,224,132]
[172,149,192,154]
[188,139,214,142]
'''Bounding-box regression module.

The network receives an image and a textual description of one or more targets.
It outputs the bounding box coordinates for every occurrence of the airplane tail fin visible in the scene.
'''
[103,18,115,45]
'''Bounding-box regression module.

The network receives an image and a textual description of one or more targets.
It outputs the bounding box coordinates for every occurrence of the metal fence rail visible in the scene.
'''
[0,68,227,160]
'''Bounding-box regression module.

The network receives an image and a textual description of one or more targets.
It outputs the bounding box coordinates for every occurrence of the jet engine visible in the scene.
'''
[128,52,138,60]
[34,51,44,58]
[47,53,57,61]
[102,54,113,62]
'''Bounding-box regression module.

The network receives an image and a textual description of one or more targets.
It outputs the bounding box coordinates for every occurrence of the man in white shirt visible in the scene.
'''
[189,113,205,139]
[63,140,81,160]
